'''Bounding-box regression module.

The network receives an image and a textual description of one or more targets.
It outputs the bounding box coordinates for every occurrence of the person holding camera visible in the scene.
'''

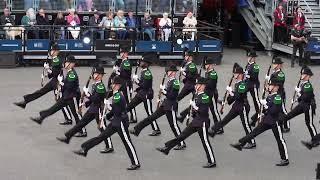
[291,24,307,67]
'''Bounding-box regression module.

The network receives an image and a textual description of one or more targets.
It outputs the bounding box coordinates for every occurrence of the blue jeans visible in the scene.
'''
[143,28,155,41]
[117,30,126,40]
[59,27,65,39]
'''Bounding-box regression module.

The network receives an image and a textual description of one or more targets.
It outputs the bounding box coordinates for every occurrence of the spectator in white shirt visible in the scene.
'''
[159,12,172,41]
[182,12,197,41]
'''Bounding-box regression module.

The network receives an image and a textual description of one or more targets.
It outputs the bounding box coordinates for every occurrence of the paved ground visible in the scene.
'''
[1,48,320,180]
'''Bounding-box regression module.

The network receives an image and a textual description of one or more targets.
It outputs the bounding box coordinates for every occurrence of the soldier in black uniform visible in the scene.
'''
[177,58,223,134]
[176,51,198,102]
[14,44,73,125]
[281,67,317,141]
[73,76,141,170]
[56,66,114,153]
[29,55,83,131]
[209,64,256,149]
[129,54,161,136]
[230,78,289,166]
[244,49,261,123]
[156,77,217,168]
[129,65,186,150]
[114,45,137,123]
[265,58,289,132]
[301,134,320,150]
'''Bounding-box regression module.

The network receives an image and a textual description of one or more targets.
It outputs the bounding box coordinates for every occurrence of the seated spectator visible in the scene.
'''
[293,7,305,30]
[54,11,66,39]
[126,10,137,41]
[36,8,50,39]
[114,10,126,39]
[141,12,155,41]
[67,8,81,39]
[273,4,287,43]
[99,11,115,39]
[159,12,172,41]
[182,11,197,41]
[88,10,104,40]
[1,7,24,40]
[21,8,39,39]
[1,7,14,25]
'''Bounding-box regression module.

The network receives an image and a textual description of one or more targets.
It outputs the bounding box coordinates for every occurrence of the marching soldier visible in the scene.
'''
[209,64,256,149]
[29,55,84,134]
[129,65,186,150]
[230,78,289,166]
[281,66,317,142]
[73,76,141,170]
[244,49,261,123]
[129,53,161,136]
[56,66,114,153]
[177,58,224,134]
[156,77,217,168]
[14,44,73,125]
[265,57,289,132]
[114,45,137,123]
[301,134,320,150]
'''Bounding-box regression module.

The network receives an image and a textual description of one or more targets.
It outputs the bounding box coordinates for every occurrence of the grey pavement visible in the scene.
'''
[1,48,320,180]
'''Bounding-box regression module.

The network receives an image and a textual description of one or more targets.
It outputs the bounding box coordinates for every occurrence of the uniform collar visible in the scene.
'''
[68,68,73,72]
[235,79,242,83]
[95,80,101,84]
[270,92,278,95]
[169,77,175,81]
[248,61,254,65]
[207,69,214,72]
[113,90,119,94]
[185,61,192,65]
[197,91,204,95]
[142,68,148,71]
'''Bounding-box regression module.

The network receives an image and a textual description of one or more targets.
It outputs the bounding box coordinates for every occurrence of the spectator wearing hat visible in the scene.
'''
[182,12,197,41]
[209,63,256,149]
[57,65,114,153]
[244,49,261,124]
[231,77,289,167]
[282,66,317,143]
[128,53,161,136]
[88,10,104,40]
[291,24,306,67]
[156,76,217,168]
[159,12,172,41]
[130,65,186,150]
[265,57,289,132]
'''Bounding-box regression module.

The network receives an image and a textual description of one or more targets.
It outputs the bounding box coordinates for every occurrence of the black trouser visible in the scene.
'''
[127,95,160,131]
[211,105,256,144]
[282,103,317,139]
[248,86,260,119]
[24,80,73,122]
[311,133,320,144]
[177,83,194,102]
[164,122,216,164]
[280,90,289,129]
[133,106,185,146]
[292,42,304,65]
[65,112,113,148]
[81,122,140,166]
[121,84,137,121]
[239,122,288,160]
[274,25,287,43]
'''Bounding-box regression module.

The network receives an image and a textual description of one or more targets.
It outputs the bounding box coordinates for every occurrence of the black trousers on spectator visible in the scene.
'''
[238,122,288,160]
[24,79,73,122]
[164,122,216,164]
[64,111,113,148]
[133,106,185,146]
[127,95,160,131]
[81,122,140,166]
[274,25,287,43]
[292,42,304,65]
[282,103,317,139]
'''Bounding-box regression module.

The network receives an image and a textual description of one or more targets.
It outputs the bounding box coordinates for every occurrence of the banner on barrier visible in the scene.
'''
[173,41,196,52]
[67,40,91,51]
[198,40,222,52]
[95,40,131,52]
[136,41,171,52]
[26,40,50,51]
[0,40,22,52]
[57,40,68,51]
[306,41,320,53]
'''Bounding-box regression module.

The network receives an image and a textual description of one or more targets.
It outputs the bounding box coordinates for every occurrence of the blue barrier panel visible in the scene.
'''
[57,40,68,51]
[135,41,171,52]
[0,40,22,52]
[306,41,320,53]
[198,40,222,52]
[67,40,91,51]
[173,41,196,52]
[26,39,50,51]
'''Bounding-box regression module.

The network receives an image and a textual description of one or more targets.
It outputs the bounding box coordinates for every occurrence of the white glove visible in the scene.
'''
[57,75,64,86]
[265,75,270,81]
[47,69,52,74]
[189,100,199,110]
[295,87,301,93]
[104,99,112,111]
[226,86,234,96]
[244,70,249,75]
[83,86,90,97]
[132,74,139,83]
[43,62,50,69]
[180,67,186,72]
[260,99,268,109]
[160,84,167,94]
[245,74,251,79]
[113,65,119,72]
[115,69,120,75]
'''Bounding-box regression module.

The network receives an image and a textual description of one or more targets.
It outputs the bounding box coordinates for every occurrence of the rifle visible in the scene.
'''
[54,69,63,101]
[41,42,54,87]
[99,90,112,129]
[78,67,95,116]
[220,63,238,114]
[257,65,271,123]
[290,66,305,110]
[157,73,167,108]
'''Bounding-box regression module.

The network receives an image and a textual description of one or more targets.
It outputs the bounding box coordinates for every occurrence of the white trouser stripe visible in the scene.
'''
[276,122,288,159]
[120,122,139,165]
[202,122,215,163]
[254,86,260,109]
[243,109,255,144]
[309,107,317,137]
[212,97,220,121]
[127,86,136,120]
[107,137,112,148]
[73,97,81,119]
[148,99,158,130]
[63,106,72,120]
[171,108,183,146]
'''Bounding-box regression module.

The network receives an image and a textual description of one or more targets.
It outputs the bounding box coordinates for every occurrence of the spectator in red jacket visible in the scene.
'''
[293,7,305,30]
[274,4,287,43]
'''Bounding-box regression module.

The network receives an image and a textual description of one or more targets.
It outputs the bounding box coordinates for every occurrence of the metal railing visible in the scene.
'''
[298,0,314,29]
